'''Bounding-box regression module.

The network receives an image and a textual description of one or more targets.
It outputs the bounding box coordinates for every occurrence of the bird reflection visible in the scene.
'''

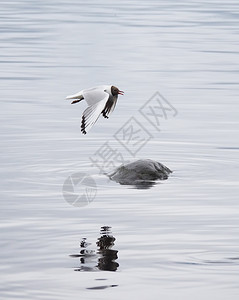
[97,226,119,271]
[70,226,119,272]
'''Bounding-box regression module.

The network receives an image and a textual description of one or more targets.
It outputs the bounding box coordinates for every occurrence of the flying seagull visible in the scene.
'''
[66,85,124,134]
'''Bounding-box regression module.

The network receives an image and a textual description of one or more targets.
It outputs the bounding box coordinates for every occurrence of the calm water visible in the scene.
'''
[1,0,239,299]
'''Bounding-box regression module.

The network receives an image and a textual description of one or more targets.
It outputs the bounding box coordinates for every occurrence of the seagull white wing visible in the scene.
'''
[81,95,109,134]
[82,86,109,106]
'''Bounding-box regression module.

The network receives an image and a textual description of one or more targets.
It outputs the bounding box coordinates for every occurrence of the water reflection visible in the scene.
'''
[127,180,157,190]
[97,226,119,271]
[70,226,119,272]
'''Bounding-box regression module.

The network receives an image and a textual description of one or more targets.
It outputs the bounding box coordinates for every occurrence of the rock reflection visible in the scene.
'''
[133,180,157,190]
[70,226,119,272]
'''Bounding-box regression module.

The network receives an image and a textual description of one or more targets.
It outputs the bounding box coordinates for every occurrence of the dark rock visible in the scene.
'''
[108,159,172,188]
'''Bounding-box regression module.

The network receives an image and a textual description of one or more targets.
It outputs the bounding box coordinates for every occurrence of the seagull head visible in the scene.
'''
[111,86,124,96]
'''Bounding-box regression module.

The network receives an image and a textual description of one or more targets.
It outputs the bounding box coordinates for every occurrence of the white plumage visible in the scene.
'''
[66,85,124,134]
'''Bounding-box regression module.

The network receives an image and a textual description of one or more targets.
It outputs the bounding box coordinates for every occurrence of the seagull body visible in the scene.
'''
[66,85,124,134]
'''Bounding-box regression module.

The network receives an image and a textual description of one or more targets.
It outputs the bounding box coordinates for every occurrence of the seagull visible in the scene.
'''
[66,85,124,134]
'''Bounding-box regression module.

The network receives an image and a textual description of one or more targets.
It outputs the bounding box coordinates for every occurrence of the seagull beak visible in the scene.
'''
[118,90,124,95]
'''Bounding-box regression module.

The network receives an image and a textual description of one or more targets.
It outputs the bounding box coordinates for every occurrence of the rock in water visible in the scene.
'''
[108,159,172,187]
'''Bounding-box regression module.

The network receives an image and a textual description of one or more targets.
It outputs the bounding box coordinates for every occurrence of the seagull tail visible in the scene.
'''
[66,93,84,100]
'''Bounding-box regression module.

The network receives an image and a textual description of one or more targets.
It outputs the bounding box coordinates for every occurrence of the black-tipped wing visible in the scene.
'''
[102,96,117,119]
[81,96,109,134]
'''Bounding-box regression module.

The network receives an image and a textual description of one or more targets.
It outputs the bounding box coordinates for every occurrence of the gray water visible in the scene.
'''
[1,0,239,299]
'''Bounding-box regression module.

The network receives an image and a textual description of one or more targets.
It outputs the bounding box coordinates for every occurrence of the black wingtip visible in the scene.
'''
[81,116,87,134]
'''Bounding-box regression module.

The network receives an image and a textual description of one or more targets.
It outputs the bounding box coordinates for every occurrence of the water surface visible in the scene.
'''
[1,1,239,299]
